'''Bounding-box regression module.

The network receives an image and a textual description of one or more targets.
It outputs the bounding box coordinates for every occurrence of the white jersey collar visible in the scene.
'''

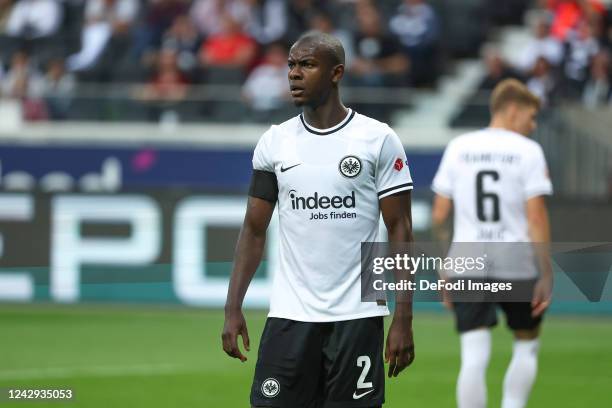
[300,109,355,135]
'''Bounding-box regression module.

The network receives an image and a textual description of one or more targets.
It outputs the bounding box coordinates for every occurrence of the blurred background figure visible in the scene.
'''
[479,48,523,91]
[133,0,190,61]
[136,48,189,122]
[159,15,201,81]
[67,0,139,80]
[308,10,354,67]
[242,42,289,122]
[582,50,611,108]
[4,0,61,40]
[0,0,13,33]
[244,0,287,46]
[2,0,63,64]
[199,13,257,70]
[389,0,440,86]
[285,0,328,44]
[450,48,523,127]
[347,0,409,122]
[190,0,251,37]
[544,0,606,41]
[40,57,76,120]
[517,14,563,73]
[348,1,409,88]
[0,50,46,120]
[561,20,601,98]
[526,56,558,106]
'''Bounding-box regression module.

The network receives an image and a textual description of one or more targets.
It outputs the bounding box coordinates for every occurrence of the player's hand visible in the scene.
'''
[385,315,415,378]
[221,309,250,362]
[531,277,552,317]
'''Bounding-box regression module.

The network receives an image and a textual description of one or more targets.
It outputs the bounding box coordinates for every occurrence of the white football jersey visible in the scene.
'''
[253,109,413,322]
[432,127,553,279]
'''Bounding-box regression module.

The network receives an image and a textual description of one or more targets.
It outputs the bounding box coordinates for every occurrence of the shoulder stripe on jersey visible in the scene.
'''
[377,182,414,197]
[300,109,356,135]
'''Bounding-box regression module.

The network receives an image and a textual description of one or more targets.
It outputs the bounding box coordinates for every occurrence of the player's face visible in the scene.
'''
[287,44,335,107]
[513,105,538,136]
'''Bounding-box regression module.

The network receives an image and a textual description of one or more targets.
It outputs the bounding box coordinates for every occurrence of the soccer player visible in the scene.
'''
[431,79,553,408]
[222,31,415,408]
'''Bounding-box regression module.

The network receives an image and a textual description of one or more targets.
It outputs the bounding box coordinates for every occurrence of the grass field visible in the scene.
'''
[0,304,611,407]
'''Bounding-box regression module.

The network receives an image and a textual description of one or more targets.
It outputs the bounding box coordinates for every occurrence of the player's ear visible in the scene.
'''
[502,103,517,121]
[331,64,344,85]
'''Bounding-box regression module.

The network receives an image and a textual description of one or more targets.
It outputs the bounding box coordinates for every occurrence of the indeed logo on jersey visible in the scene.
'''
[288,190,357,220]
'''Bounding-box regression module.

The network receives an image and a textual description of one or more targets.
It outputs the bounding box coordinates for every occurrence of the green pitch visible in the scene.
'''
[0,304,610,407]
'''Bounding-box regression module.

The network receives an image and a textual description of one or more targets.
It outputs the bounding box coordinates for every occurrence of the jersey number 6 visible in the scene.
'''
[476,170,500,222]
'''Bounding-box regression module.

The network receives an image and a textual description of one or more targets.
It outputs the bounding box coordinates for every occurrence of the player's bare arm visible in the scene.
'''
[431,193,453,308]
[380,191,415,377]
[431,194,453,254]
[222,197,275,362]
[526,195,552,317]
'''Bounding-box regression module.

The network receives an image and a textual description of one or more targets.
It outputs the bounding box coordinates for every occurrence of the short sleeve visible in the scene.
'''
[376,131,414,199]
[523,144,553,198]
[431,142,456,198]
[252,127,275,172]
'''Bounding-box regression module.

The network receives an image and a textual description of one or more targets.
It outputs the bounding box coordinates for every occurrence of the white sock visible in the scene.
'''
[502,339,540,408]
[457,329,491,408]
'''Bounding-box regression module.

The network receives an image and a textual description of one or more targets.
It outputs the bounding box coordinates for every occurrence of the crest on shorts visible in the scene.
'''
[339,156,362,178]
[261,378,280,398]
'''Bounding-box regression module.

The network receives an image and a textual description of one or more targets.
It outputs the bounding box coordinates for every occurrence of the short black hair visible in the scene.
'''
[293,31,345,66]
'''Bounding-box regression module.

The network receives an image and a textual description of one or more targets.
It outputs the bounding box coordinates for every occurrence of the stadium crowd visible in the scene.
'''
[0,0,610,122]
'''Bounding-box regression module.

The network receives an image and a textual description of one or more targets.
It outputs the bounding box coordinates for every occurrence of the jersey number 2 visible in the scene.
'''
[356,356,373,389]
[476,170,500,222]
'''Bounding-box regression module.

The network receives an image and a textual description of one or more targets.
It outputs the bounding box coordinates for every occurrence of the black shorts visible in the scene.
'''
[453,281,542,333]
[251,316,385,408]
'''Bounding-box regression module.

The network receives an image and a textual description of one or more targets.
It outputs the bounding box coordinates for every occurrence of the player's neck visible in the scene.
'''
[488,119,522,136]
[302,97,348,131]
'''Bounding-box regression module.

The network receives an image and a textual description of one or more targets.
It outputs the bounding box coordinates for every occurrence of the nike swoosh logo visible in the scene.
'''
[280,164,301,173]
[352,389,374,400]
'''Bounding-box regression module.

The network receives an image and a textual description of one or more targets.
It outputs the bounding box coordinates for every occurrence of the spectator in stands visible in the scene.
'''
[308,11,354,67]
[285,0,328,44]
[145,0,189,47]
[582,50,611,108]
[561,19,600,98]
[190,0,252,36]
[543,0,606,41]
[199,13,257,69]
[449,48,523,127]
[67,0,139,74]
[517,15,564,73]
[389,0,439,85]
[244,0,287,45]
[0,0,15,34]
[478,48,523,91]
[242,42,289,118]
[160,15,201,79]
[526,56,558,106]
[348,1,409,88]
[1,50,43,98]
[5,0,62,39]
[138,48,189,101]
[136,48,190,121]
[0,50,47,120]
[40,58,76,120]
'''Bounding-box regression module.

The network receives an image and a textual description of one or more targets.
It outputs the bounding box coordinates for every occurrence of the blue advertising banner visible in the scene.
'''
[0,145,442,192]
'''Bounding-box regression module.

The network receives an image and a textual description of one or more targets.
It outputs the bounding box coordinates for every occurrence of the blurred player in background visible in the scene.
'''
[222,31,415,407]
[431,79,553,408]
